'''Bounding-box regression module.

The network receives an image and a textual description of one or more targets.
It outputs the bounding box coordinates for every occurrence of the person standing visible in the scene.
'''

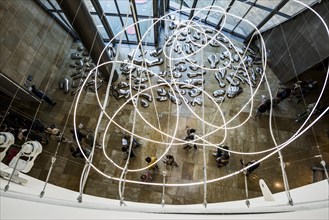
[254,99,271,119]
[145,156,159,170]
[183,126,197,150]
[122,135,135,160]
[276,87,292,102]
[163,154,179,167]
[125,134,141,148]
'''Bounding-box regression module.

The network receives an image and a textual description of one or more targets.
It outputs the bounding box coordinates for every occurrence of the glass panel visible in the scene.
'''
[138,18,154,44]
[59,12,72,28]
[223,0,256,32]
[99,0,118,14]
[126,18,138,42]
[84,0,96,13]
[235,6,271,37]
[91,15,109,39]
[48,0,61,10]
[206,0,232,26]
[114,0,132,15]
[279,0,317,16]
[181,0,195,14]
[260,0,317,32]
[135,0,153,16]
[256,0,281,9]
[170,0,182,10]
[53,13,70,29]
[106,16,128,41]
[38,0,53,9]
[260,14,286,32]
[193,0,214,21]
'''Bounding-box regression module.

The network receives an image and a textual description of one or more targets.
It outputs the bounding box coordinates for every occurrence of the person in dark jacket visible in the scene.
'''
[240,159,260,176]
[31,85,56,106]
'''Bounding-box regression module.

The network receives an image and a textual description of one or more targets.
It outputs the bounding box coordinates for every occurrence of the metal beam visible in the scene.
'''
[90,0,115,43]
[154,0,159,46]
[129,0,143,50]
[215,0,236,30]
[56,0,118,82]
[159,0,165,28]
[237,0,291,19]
[188,0,198,20]
[232,0,258,32]
[114,0,130,44]
[244,0,289,43]
[165,0,170,11]
[204,0,216,21]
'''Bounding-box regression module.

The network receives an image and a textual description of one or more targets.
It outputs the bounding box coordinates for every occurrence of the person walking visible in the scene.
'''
[254,99,271,119]
[145,156,159,170]
[163,154,179,167]
[183,126,197,150]
[122,135,135,160]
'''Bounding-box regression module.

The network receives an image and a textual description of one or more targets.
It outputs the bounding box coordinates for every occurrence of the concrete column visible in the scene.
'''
[56,0,118,83]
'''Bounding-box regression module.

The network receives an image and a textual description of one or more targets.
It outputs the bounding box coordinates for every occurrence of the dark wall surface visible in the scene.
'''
[255,1,329,83]
[0,0,74,91]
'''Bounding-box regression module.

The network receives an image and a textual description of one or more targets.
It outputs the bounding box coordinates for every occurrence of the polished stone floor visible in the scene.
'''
[2,34,329,206]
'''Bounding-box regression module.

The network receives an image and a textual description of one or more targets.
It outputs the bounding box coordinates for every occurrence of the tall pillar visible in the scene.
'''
[56,0,118,83]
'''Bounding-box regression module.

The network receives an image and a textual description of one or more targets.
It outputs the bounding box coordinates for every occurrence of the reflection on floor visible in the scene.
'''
[2,40,328,206]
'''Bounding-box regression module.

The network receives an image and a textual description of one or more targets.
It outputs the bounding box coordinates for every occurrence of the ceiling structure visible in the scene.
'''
[36,0,320,46]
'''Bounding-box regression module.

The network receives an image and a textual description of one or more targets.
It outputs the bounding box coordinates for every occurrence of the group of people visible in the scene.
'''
[140,154,180,182]
[0,110,57,146]
[140,126,196,182]
[142,128,260,182]
[295,102,327,122]
[212,145,260,176]
[254,80,320,119]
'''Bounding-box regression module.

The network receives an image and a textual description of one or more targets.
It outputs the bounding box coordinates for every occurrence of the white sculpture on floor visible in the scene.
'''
[0,141,42,185]
[0,132,15,161]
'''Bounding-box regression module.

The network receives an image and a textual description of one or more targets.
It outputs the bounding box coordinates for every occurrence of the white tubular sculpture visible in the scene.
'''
[0,141,42,185]
[0,132,15,161]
